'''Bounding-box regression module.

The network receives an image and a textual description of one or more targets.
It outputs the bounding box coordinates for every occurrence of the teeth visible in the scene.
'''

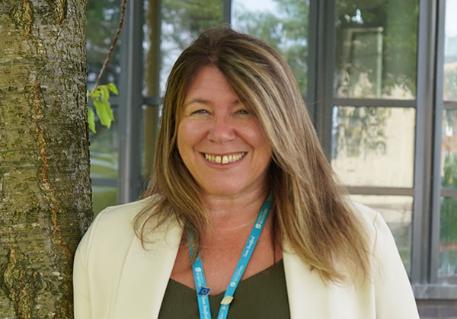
[204,152,245,164]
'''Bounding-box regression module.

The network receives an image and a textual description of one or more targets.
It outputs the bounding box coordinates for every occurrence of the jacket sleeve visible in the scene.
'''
[371,211,420,319]
[73,220,94,319]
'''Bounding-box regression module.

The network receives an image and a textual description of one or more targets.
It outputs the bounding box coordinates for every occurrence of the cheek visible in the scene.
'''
[176,123,189,159]
[243,121,271,150]
[177,120,206,155]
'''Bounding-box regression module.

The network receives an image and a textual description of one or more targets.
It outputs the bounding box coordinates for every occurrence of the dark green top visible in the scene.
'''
[158,260,290,319]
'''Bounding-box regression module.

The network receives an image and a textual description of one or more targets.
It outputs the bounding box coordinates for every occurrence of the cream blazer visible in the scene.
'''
[73,197,420,319]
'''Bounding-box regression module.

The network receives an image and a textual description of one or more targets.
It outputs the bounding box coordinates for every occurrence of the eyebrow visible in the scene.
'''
[183,98,212,108]
[183,98,242,108]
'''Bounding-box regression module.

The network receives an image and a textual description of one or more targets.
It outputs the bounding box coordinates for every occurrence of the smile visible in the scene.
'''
[203,152,247,165]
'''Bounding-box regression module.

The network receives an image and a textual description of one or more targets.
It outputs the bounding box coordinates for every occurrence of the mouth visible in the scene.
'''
[201,152,247,165]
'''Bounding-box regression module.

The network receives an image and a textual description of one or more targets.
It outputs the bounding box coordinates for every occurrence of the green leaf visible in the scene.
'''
[100,86,109,101]
[93,99,112,128]
[87,83,117,133]
[88,108,96,133]
[107,83,119,95]
[89,89,100,99]
[107,102,114,121]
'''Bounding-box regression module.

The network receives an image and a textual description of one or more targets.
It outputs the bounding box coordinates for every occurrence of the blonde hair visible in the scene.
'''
[135,27,369,282]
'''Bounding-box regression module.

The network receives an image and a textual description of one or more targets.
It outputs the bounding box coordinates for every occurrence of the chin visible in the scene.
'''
[200,184,247,197]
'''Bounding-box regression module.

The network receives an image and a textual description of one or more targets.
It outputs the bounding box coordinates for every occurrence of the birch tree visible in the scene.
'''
[0,1,92,317]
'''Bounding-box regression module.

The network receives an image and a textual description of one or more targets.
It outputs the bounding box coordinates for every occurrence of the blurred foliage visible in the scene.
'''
[442,152,457,243]
[159,0,224,89]
[335,0,418,97]
[86,0,121,136]
[92,186,118,215]
[86,0,121,87]
[234,0,309,94]
[333,107,390,158]
[86,0,121,210]
[444,108,457,135]
[445,70,457,101]
[441,197,457,243]
[162,0,223,50]
[333,0,418,158]
[443,153,457,188]
[160,0,309,94]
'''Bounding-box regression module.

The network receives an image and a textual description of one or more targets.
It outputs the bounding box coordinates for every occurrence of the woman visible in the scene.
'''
[74,28,419,319]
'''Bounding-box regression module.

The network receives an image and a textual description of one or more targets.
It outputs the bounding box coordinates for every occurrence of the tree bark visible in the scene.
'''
[0,1,92,318]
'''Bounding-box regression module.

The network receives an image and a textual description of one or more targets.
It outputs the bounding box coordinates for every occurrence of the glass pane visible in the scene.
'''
[232,0,310,95]
[86,0,122,87]
[140,105,160,182]
[442,109,457,188]
[439,197,457,282]
[350,195,413,274]
[332,106,415,187]
[443,0,457,101]
[335,0,418,99]
[89,108,119,181]
[92,185,118,215]
[159,0,224,93]
[90,108,119,214]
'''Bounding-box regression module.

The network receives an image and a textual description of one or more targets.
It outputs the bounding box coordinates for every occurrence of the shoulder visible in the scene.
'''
[347,200,403,265]
[347,200,411,286]
[73,196,181,318]
[346,202,419,317]
[347,200,391,242]
[94,196,156,228]
[74,196,160,265]
[88,197,153,242]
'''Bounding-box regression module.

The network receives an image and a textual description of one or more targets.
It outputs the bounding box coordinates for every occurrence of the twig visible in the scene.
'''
[92,0,128,90]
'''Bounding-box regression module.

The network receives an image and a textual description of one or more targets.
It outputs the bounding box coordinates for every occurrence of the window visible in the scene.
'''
[86,0,121,213]
[438,0,457,283]
[329,0,419,273]
[89,0,457,299]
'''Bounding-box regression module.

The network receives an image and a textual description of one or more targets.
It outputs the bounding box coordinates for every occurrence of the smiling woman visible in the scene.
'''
[73,28,419,319]
[177,66,272,199]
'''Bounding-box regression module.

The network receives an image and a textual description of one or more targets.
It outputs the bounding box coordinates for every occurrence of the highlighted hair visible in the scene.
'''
[135,27,369,282]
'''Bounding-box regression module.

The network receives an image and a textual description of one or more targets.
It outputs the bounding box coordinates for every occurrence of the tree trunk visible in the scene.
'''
[0,1,92,318]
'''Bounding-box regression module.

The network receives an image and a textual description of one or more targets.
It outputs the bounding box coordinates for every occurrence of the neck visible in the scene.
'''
[201,186,269,231]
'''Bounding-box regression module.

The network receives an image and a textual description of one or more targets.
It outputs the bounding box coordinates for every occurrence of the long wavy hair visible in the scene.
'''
[135,27,369,282]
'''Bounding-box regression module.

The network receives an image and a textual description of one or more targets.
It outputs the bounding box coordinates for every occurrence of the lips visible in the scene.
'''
[202,152,247,165]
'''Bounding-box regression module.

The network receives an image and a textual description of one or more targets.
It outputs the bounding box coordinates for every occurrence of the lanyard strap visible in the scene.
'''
[189,194,272,319]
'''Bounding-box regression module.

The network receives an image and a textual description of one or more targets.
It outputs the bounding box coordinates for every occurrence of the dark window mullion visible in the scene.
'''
[118,0,144,203]
[429,0,447,284]
[444,101,457,109]
[442,188,457,197]
[333,97,416,108]
[223,0,232,25]
[91,178,117,188]
[346,186,414,197]
[411,0,439,285]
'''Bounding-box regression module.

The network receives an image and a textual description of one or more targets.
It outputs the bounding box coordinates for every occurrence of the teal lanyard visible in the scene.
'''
[189,195,272,319]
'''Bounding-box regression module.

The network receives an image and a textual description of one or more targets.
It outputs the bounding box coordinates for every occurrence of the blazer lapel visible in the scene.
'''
[113,218,183,319]
[283,243,331,319]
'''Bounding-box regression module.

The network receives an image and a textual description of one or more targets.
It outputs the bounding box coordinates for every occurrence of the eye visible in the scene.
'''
[235,108,250,115]
[190,108,210,115]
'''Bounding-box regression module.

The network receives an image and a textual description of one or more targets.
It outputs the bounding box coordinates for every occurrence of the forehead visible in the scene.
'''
[184,65,239,103]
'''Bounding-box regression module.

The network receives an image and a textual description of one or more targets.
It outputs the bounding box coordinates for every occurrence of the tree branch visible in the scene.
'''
[92,0,128,90]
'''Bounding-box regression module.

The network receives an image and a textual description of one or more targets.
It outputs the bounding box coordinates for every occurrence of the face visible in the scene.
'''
[177,66,272,199]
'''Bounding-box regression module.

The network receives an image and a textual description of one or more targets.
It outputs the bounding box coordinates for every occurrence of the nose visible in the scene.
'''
[207,116,236,143]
